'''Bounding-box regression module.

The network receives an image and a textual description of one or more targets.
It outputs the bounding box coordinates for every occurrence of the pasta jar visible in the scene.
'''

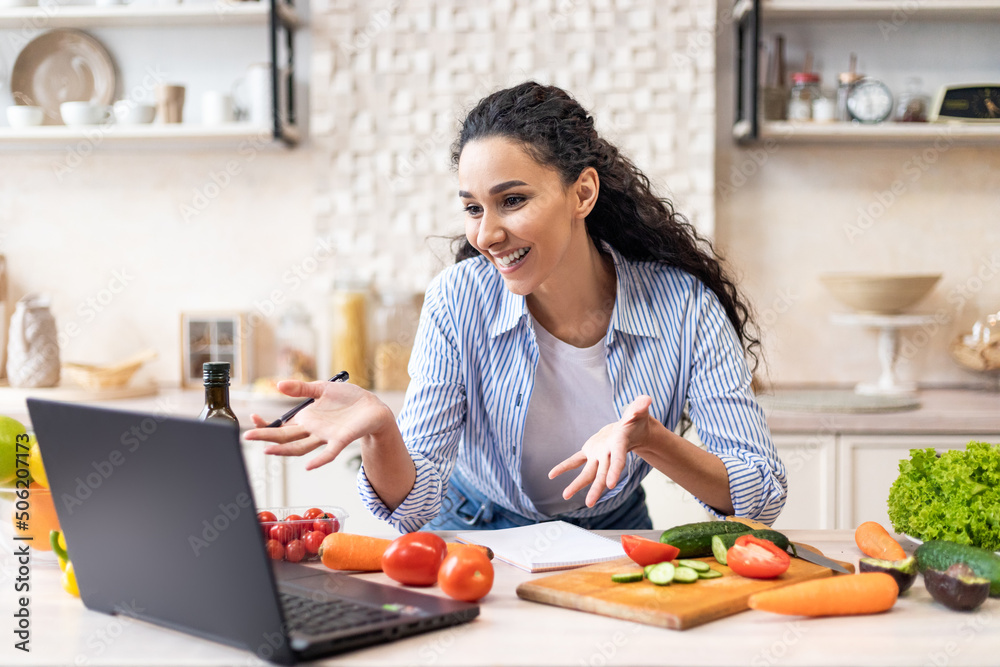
[372,290,421,392]
[788,72,821,121]
[329,276,371,389]
[276,302,318,381]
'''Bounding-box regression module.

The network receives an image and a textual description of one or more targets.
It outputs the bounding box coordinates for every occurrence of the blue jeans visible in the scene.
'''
[422,473,652,531]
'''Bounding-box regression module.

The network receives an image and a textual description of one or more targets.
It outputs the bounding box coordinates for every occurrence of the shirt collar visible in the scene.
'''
[486,242,664,340]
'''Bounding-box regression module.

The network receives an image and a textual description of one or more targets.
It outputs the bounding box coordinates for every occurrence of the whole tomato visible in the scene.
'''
[312,513,340,536]
[302,508,325,520]
[303,530,326,555]
[270,523,294,545]
[257,511,278,523]
[381,533,447,587]
[438,546,494,602]
[285,514,305,538]
[265,539,285,560]
[285,539,306,563]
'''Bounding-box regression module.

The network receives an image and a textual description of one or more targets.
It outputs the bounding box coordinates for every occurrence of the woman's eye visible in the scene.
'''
[463,204,482,216]
[503,195,525,207]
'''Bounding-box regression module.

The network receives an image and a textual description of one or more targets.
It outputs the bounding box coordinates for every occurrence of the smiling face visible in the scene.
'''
[458,136,599,299]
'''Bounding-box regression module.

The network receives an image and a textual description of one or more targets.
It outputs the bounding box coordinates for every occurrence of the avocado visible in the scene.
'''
[859,556,918,594]
[923,564,991,611]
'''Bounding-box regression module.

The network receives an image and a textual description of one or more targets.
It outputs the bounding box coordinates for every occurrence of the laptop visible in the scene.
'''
[26,398,478,665]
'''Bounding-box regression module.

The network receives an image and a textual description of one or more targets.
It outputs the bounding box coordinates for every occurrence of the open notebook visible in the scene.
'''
[454,520,626,573]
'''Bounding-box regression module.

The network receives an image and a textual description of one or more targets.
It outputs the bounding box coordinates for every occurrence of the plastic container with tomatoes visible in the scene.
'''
[256,505,349,563]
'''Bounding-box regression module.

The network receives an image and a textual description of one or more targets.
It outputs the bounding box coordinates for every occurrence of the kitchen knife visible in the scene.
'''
[725,516,852,574]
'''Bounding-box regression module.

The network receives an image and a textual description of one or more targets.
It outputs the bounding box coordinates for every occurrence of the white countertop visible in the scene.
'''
[1,530,997,666]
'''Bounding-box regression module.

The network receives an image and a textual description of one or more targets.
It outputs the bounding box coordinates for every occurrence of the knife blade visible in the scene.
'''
[724,516,852,574]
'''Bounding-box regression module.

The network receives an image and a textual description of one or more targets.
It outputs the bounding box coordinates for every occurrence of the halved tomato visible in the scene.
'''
[621,535,680,567]
[727,535,790,579]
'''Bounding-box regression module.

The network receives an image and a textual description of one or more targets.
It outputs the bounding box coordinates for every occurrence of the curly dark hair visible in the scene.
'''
[450,81,761,371]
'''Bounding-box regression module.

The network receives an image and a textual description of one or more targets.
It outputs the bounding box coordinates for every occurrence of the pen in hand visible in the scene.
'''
[265,371,349,428]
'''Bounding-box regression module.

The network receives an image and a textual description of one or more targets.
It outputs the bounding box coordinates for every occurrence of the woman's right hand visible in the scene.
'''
[243,379,396,471]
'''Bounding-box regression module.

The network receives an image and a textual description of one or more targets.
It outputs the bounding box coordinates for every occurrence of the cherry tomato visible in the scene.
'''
[313,513,340,535]
[302,508,325,520]
[620,535,681,567]
[285,539,306,563]
[438,546,494,602]
[381,533,448,586]
[265,539,285,560]
[303,530,326,555]
[257,511,277,523]
[727,535,790,579]
[270,523,294,545]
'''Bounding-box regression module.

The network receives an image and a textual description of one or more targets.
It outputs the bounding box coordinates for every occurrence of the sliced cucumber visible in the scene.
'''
[676,559,711,572]
[611,571,644,584]
[672,566,699,583]
[646,562,675,586]
[698,568,723,579]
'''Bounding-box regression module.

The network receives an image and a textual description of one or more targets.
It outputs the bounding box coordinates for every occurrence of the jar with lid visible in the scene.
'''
[788,72,821,121]
[276,302,317,381]
[894,77,930,122]
[372,290,421,392]
[836,71,864,122]
[329,275,371,388]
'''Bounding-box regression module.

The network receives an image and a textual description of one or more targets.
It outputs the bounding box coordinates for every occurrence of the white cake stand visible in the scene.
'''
[831,313,938,395]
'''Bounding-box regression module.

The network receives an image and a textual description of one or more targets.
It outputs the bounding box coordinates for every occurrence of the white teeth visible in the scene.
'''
[498,248,528,267]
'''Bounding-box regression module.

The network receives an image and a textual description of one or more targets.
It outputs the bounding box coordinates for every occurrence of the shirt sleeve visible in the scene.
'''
[356,273,467,533]
[685,285,787,524]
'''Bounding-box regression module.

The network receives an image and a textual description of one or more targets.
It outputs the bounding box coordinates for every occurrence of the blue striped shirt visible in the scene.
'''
[358,244,787,532]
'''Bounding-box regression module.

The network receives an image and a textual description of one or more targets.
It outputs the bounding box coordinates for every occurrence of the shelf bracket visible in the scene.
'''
[734,0,760,143]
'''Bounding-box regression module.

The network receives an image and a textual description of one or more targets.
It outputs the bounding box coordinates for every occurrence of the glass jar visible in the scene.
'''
[836,72,864,122]
[894,77,930,122]
[788,72,821,121]
[812,88,837,123]
[276,302,318,381]
[329,276,371,388]
[372,290,421,392]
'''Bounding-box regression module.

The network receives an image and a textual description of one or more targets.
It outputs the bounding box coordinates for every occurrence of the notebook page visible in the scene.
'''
[454,521,626,573]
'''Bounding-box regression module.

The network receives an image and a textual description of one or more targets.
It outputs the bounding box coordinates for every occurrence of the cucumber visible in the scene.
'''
[676,559,711,572]
[611,572,644,584]
[646,562,675,586]
[660,521,751,558]
[698,568,723,579]
[711,529,792,565]
[672,566,699,583]
[915,540,1000,597]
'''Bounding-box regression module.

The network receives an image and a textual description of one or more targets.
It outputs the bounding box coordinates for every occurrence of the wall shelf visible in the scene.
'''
[762,0,1000,21]
[0,2,277,29]
[0,121,281,145]
[757,120,1000,143]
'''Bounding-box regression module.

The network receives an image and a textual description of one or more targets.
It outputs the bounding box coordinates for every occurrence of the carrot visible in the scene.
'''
[318,533,494,571]
[747,572,899,617]
[855,521,907,561]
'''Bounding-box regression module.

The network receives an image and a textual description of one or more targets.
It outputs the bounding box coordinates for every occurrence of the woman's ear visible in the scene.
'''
[573,167,600,219]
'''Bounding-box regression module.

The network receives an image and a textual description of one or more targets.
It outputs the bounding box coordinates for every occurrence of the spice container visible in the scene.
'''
[894,77,930,122]
[812,88,837,123]
[836,54,864,122]
[372,290,421,392]
[788,72,821,120]
[329,276,371,389]
[276,303,317,381]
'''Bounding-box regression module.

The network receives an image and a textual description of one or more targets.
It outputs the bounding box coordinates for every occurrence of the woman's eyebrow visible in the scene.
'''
[458,180,529,198]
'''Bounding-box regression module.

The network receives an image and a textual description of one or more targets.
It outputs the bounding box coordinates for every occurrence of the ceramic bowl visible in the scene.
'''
[6,105,45,128]
[819,273,942,314]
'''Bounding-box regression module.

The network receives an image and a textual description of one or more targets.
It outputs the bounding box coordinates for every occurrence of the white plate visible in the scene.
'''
[11,29,116,126]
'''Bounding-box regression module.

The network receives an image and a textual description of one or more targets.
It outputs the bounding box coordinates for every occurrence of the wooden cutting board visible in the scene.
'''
[516,552,852,630]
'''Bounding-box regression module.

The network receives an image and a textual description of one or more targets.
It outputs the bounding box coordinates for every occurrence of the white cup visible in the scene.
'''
[60,101,113,127]
[6,105,45,128]
[201,91,234,126]
[234,63,273,127]
[113,100,156,125]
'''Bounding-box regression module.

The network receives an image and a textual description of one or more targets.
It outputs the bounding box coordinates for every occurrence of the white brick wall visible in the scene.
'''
[311,0,716,292]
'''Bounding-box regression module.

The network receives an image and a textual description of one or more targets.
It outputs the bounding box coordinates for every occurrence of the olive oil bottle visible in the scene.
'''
[198,361,239,425]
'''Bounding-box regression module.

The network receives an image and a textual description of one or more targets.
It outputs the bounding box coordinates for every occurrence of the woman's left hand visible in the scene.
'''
[548,395,653,507]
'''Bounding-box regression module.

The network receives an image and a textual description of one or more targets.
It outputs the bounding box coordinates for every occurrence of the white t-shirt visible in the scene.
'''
[519,316,619,516]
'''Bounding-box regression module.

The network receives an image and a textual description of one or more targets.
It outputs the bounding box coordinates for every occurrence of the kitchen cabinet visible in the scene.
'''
[771,433,836,530]
[0,0,301,147]
[733,0,1000,143]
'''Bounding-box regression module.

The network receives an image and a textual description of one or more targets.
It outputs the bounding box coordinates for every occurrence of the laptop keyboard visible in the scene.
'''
[280,592,403,636]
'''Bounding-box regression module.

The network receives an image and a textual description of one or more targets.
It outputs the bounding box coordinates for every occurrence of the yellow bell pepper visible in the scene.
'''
[49,530,80,598]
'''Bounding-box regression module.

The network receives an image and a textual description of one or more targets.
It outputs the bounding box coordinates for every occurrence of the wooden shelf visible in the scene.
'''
[762,0,1000,21]
[0,2,278,28]
[750,120,1000,143]
[0,121,286,146]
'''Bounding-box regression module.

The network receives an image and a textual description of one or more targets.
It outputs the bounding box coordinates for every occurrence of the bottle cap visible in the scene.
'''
[203,361,232,385]
[838,72,864,85]
[792,72,820,84]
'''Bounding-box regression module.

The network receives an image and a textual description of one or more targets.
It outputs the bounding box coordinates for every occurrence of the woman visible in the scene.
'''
[245,82,786,532]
